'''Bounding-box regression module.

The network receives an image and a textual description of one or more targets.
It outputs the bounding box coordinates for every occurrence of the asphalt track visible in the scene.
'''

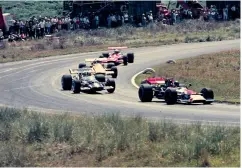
[0,40,240,125]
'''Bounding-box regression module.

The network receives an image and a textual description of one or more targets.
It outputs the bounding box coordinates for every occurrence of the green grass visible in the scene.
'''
[0,20,240,63]
[135,50,240,104]
[0,1,63,20]
[0,107,240,166]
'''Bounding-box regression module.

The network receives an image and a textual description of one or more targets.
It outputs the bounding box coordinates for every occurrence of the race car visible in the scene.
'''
[138,68,214,104]
[78,60,118,78]
[96,47,134,66]
[61,65,115,94]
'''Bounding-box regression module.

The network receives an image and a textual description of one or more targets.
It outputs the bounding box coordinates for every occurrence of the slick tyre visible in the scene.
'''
[138,84,153,102]
[107,63,115,69]
[72,80,81,93]
[61,75,72,90]
[78,63,86,69]
[201,88,214,104]
[164,88,177,105]
[127,53,134,63]
[106,79,115,93]
[111,66,118,78]
[123,56,128,66]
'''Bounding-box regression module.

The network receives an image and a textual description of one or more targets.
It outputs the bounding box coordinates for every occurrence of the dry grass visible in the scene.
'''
[136,50,240,103]
[0,20,240,63]
[0,107,240,167]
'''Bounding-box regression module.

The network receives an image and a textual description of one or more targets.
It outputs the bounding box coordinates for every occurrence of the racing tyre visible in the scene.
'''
[61,75,72,90]
[164,88,177,105]
[138,84,153,102]
[201,88,214,104]
[99,55,104,58]
[127,53,134,63]
[95,74,106,82]
[78,63,86,69]
[123,56,128,66]
[72,80,81,93]
[111,66,118,78]
[107,63,115,69]
[106,79,115,93]
[102,53,109,58]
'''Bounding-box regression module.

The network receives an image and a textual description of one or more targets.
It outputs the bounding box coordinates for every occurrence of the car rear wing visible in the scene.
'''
[69,69,92,74]
[69,68,114,75]
[108,46,128,50]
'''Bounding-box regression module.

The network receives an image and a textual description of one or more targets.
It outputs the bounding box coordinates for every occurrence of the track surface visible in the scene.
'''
[0,40,240,124]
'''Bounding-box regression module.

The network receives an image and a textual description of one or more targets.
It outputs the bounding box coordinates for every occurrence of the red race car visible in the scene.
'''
[138,68,214,105]
[96,47,134,66]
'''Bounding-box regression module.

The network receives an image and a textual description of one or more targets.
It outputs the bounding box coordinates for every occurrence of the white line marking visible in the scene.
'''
[131,70,143,89]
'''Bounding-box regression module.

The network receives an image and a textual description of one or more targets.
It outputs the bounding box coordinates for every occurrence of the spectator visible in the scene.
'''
[46,20,51,34]
[95,15,99,28]
[39,20,45,37]
[107,15,111,28]
[171,10,177,24]
[117,14,121,26]
[231,5,236,20]
[223,5,228,21]
[111,14,117,27]
[142,13,146,26]
[124,12,129,23]
[121,15,124,25]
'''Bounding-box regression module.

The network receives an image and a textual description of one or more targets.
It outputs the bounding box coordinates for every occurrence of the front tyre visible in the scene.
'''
[164,88,177,105]
[111,66,118,78]
[127,53,134,63]
[106,79,115,93]
[61,75,72,90]
[123,56,128,66]
[201,88,214,104]
[138,84,153,102]
[72,80,81,93]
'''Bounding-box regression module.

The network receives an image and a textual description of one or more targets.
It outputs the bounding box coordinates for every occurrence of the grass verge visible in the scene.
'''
[135,49,240,104]
[0,20,240,63]
[0,107,240,167]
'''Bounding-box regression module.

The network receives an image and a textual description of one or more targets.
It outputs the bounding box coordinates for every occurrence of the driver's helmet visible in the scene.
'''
[83,71,91,76]
[174,81,179,87]
[114,49,120,54]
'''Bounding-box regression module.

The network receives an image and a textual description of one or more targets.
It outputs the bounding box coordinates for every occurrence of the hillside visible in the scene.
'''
[0,1,63,20]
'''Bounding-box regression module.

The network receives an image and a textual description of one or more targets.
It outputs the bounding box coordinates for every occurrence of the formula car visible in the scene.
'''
[61,65,115,94]
[92,47,134,66]
[138,68,214,104]
[82,58,118,78]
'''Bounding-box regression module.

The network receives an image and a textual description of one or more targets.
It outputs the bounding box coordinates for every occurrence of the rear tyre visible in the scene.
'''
[102,53,109,58]
[164,88,177,105]
[106,79,115,93]
[72,80,81,93]
[127,53,134,63]
[110,66,118,78]
[123,56,128,66]
[107,63,115,69]
[201,88,214,104]
[61,75,72,90]
[78,63,86,69]
[138,84,153,102]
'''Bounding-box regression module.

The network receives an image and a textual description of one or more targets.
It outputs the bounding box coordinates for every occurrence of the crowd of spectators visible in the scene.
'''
[2,3,240,41]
